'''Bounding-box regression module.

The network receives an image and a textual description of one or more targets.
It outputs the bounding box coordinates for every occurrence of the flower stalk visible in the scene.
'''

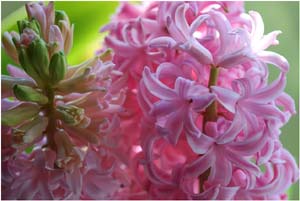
[199,65,219,193]
[204,65,220,126]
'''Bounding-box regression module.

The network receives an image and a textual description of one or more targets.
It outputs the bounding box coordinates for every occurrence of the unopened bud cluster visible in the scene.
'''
[2,2,126,199]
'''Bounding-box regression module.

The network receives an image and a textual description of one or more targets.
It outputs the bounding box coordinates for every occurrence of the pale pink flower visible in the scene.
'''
[142,66,214,145]
[211,73,286,143]
[247,11,289,72]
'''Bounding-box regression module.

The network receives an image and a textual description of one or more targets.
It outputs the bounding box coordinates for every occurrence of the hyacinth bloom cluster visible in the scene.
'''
[100,1,299,200]
[1,1,299,200]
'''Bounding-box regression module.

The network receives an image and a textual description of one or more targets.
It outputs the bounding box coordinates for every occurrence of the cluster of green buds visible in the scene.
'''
[2,2,120,171]
[3,3,71,88]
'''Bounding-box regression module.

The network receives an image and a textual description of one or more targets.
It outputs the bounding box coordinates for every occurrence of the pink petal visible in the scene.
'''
[218,47,251,68]
[156,62,182,79]
[257,140,275,165]
[49,25,64,51]
[144,162,174,186]
[229,130,267,156]
[150,100,178,117]
[174,77,193,98]
[189,14,209,36]
[186,127,214,154]
[167,16,186,42]
[149,36,177,49]
[190,93,215,112]
[140,18,161,36]
[104,36,136,56]
[64,125,99,145]
[211,86,239,113]
[242,108,260,134]
[249,11,264,41]
[2,98,20,111]
[250,165,285,196]
[216,186,239,200]
[280,149,299,183]
[7,64,32,80]
[190,185,219,200]
[226,150,260,176]
[181,38,213,64]
[137,82,153,114]
[275,92,296,115]
[232,78,253,97]
[165,109,184,145]
[142,135,174,186]
[184,148,214,178]
[243,101,285,122]
[251,73,286,104]
[217,111,244,144]
[258,30,281,50]
[26,3,47,35]
[65,168,82,199]
[184,112,201,137]
[257,51,289,72]
[174,4,189,39]
[143,67,177,100]
[208,151,232,185]
[209,10,232,56]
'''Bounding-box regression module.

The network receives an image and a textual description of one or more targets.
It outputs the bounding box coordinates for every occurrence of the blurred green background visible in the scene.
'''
[1,1,299,199]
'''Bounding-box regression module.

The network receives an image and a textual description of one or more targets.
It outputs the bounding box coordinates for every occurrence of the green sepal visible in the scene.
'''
[49,51,67,84]
[2,104,40,126]
[13,84,48,105]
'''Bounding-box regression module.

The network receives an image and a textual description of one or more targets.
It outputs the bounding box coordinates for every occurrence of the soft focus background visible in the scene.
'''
[1,1,299,199]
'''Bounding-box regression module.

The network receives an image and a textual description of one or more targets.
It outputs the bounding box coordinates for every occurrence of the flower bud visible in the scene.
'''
[19,28,38,48]
[18,46,43,86]
[25,2,54,40]
[23,117,48,144]
[49,51,67,84]
[12,116,48,145]
[17,19,41,36]
[56,105,86,126]
[99,48,114,62]
[55,10,70,26]
[13,84,48,105]
[54,10,73,55]
[48,25,64,55]
[2,31,20,64]
[2,103,40,126]
[27,38,50,81]
[1,75,36,98]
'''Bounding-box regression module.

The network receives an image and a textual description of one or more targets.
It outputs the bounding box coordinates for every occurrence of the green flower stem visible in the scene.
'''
[44,86,57,151]
[204,65,219,124]
[199,65,219,193]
